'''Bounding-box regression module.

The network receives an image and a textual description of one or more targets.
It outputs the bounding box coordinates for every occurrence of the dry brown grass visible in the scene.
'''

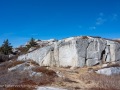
[21,78,37,85]
[31,66,57,86]
[113,40,120,43]
[19,68,57,86]
[0,61,58,89]
[79,73,120,90]
[63,78,78,83]
[6,61,25,68]
[38,74,56,85]
[32,66,57,77]
[89,87,118,90]
[81,36,89,39]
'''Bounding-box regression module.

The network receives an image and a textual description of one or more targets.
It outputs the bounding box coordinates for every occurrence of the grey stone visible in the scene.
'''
[36,87,67,90]
[86,59,99,66]
[96,67,120,76]
[29,71,42,77]
[101,64,108,68]
[8,63,35,72]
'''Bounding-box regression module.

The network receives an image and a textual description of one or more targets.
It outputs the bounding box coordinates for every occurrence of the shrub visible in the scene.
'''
[81,36,89,39]
[26,38,38,49]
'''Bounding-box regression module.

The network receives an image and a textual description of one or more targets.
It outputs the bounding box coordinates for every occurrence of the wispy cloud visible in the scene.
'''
[87,13,106,30]
[112,14,118,21]
[89,26,96,30]
[78,12,119,31]
[96,17,106,25]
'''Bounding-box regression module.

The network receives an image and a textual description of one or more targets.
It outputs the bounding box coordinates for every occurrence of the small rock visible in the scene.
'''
[102,64,108,68]
[56,71,64,78]
[9,54,15,59]
[29,71,42,77]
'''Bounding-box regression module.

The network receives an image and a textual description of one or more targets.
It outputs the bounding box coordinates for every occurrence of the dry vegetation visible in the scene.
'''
[6,87,34,90]
[0,60,120,90]
[0,64,58,90]
[50,66,120,90]
[79,73,120,90]
[26,60,39,66]
[6,61,25,68]
[32,66,57,77]
[81,36,89,39]
[113,40,120,43]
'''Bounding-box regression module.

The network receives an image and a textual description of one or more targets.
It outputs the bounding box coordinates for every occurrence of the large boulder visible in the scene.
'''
[8,62,42,77]
[8,63,35,72]
[96,67,120,75]
[17,36,120,68]
[18,46,54,66]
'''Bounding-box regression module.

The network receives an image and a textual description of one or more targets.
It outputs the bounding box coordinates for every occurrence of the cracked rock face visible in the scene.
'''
[17,36,120,68]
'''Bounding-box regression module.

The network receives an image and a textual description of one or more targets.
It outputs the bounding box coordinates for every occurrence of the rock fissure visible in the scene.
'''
[85,41,91,66]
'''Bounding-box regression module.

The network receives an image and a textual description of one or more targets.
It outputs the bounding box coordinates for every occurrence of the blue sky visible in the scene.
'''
[0,0,120,47]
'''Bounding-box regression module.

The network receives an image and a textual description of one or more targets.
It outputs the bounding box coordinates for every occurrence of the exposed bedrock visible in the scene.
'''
[17,36,120,68]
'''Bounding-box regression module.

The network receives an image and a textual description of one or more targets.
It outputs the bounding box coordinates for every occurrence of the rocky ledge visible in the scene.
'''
[17,36,120,68]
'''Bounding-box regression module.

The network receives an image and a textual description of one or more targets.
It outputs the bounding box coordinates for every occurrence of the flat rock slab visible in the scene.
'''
[96,67,120,76]
[36,87,67,90]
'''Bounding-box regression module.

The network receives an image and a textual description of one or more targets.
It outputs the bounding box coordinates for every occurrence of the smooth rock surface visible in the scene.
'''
[8,62,36,72]
[36,87,67,90]
[86,59,100,66]
[96,67,120,75]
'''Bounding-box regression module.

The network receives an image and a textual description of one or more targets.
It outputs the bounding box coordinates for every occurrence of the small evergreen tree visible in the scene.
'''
[27,38,37,48]
[0,39,13,55]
